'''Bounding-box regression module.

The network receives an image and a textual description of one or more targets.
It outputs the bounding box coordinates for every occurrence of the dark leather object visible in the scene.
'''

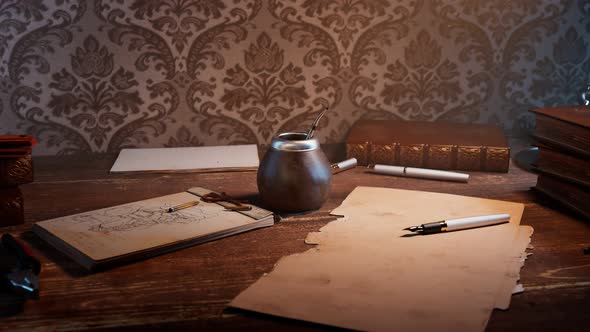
[535,174,590,219]
[0,155,33,186]
[0,187,24,226]
[531,106,590,155]
[531,106,590,128]
[258,133,332,213]
[0,135,35,186]
[346,120,510,172]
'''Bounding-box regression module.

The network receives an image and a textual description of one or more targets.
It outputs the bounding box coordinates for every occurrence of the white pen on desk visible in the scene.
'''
[404,213,511,234]
[331,158,357,174]
[367,164,469,183]
[167,200,200,213]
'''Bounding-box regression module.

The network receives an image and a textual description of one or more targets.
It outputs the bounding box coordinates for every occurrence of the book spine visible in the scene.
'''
[535,147,590,187]
[0,186,24,226]
[533,135,590,159]
[346,142,510,172]
[534,114,590,153]
[535,174,590,219]
[0,155,33,186]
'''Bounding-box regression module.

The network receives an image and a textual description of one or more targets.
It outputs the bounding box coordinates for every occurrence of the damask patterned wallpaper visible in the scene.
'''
[0,0,589,155]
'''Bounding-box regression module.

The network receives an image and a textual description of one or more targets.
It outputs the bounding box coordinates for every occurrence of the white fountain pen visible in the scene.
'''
[367,164,469,182]
[404,213,511,234]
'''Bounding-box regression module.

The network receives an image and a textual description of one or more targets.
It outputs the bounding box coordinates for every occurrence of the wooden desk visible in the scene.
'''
[1,150,589,331]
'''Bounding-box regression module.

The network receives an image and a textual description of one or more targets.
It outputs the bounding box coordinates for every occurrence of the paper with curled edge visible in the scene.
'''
[230,186,533,332]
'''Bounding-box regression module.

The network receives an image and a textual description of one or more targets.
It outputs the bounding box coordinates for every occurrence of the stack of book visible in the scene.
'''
[0,135,35,226]
[531,106,590,218]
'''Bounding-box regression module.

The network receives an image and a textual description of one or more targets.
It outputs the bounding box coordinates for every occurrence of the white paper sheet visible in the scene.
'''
[110,145,259,173]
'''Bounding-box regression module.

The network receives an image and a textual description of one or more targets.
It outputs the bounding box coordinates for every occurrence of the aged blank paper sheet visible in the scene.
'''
[230,186,533,332]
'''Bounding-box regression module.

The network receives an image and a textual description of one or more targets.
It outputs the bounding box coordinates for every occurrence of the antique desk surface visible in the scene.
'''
[1,146,589,331]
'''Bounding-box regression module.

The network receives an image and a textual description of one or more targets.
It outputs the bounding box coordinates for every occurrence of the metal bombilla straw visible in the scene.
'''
[306,107,329,139]
[579,81,590,106]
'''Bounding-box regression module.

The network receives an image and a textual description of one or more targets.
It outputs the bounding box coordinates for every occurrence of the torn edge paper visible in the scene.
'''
[230,187,534,332]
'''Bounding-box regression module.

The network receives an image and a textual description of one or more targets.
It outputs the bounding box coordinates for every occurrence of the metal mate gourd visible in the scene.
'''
[257,109,332,212]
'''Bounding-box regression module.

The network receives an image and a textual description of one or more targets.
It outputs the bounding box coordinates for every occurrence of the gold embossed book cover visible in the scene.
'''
[346,120,510,172]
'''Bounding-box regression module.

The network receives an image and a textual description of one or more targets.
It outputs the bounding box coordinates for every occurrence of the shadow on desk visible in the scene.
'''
[93,307,354,332]
[0,292,26,317]
[20,231,91,278]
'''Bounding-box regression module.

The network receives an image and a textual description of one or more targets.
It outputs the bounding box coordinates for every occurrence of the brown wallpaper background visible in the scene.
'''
[0,0,589,155]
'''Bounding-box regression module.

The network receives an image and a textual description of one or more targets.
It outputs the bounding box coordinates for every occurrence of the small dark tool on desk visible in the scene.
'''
[201,192,252,211]
[0,234,41,298]
[404,214,511,234]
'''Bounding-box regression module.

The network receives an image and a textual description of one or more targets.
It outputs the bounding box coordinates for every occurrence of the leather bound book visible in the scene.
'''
[346,120,510,172]
[533,143,590,188]
[531,106,590,156]
[0,155,33,186]
[0,187,24,226]
[0,135,35,186]
[0,135,35,157]
[534,174,590,219]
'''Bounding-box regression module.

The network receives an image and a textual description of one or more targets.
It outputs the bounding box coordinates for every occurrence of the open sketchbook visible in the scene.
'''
[33,187,274,270]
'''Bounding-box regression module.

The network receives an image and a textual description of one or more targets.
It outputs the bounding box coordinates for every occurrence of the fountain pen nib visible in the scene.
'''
[403,226,422,232]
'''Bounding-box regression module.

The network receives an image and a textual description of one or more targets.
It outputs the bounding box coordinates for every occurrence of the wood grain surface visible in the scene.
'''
[1,145,589,331]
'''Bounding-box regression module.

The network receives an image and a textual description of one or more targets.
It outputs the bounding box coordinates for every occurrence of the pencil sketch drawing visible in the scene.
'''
[71,204,215,232]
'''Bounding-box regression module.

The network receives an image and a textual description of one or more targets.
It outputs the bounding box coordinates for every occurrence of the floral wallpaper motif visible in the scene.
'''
[0,0,588,155]
[48,35,142,148]
[381,30,462,120]
[222,32,309,140]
